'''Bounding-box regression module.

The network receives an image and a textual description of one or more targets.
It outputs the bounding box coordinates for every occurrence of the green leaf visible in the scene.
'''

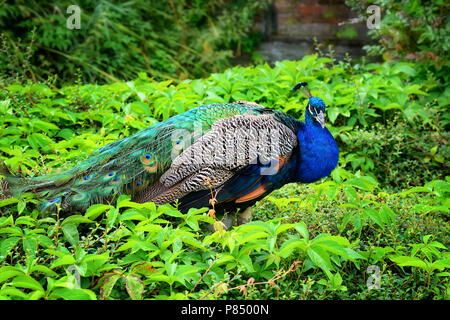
[422,235,432,244]
[17,200,26,214]
[85,204,113,220]
[0,269,25,283]
[307,246,333,278]
[0,237,21,262]
[391,63,416,77]
[238,254,254,272]
[275,223,297,235]
[50,254,76,269]
[106,207,120,228]
[0,227,23,237]
[61,215,94,226]
[332,272,343,289]
[278,239,307,258]
[344,186,358,202]
[23,236,38,256]
[50,288,96,300]
[12,275,44,292]
[295,222,309,241]
[429,241,447,250]
[379,205,395,224]
[100,274,122,300]
[15,216,36,227]
[30,265,58,277]
[131,262,159,276]
[62,223,79,247]
[125,274,144,300]
[0,99,11,114]
[352,213,362,234]
[345,176,378,192]
[327,107,340,123]
[390,256,428,270]
[364,208,384,228]
[0,198,19,208]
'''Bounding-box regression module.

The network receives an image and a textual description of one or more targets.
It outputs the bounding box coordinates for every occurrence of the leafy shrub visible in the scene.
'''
[345,0,449,80]
[345,0,448,62]
[0,55,448,299]
[0,171,448,300]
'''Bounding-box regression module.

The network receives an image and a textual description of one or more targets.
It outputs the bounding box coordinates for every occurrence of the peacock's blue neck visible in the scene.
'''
[293,122,339,183]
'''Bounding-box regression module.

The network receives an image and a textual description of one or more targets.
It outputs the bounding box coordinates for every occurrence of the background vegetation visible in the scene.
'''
[0,0,269,84]
[346,0,449,79]
[0,0,448,300]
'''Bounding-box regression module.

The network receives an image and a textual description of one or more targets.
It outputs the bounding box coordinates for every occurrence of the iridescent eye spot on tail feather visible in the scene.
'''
[139,152,157,173]
[144,162,157,173]
[110,175,124,185]
[124,180,149,194]
[104,171,117,181]
[72,193,89,201]
[133,180,149,191]
[140,153,154,165]
[80,175,93,183]
[173,140,183,153]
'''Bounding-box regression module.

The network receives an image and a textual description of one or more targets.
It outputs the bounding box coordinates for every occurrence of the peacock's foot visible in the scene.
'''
[205,207,253,232]
[237,207,253,226]
[206,213,233,232]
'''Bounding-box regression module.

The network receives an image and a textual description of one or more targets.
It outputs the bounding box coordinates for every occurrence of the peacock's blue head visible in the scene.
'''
[292,82,327,128]
[305,96,327,128]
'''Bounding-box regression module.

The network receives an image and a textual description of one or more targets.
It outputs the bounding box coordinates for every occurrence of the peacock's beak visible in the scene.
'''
[315,111,325,128]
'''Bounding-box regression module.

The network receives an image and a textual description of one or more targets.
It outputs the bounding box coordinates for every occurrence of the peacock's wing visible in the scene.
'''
[134,112,299,207]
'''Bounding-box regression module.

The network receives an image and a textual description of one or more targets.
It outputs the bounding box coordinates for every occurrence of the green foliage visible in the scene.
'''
[0,173,448,300]
[0,0,269,84]
[346,0,449,78]
[0,54,448,299]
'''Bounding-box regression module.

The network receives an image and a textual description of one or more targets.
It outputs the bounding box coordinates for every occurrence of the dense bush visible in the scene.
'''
[0,0,269,84]
[345,0,449,82]
[0,178,448,300]
[0,55,448,299]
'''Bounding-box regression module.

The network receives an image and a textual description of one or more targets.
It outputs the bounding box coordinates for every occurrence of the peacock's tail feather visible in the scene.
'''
[1,103,285,212]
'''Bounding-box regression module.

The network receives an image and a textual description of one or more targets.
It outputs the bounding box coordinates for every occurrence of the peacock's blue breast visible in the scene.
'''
[295,125,339,183]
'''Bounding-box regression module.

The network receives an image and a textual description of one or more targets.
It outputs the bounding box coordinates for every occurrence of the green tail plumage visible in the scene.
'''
[2,103,279,212]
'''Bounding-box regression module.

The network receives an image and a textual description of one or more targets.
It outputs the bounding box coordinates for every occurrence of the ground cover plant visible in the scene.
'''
[0,52,448,300]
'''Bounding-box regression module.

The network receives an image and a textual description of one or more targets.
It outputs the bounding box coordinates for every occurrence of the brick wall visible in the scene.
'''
[252,0,371,63]
[259,0,369,43]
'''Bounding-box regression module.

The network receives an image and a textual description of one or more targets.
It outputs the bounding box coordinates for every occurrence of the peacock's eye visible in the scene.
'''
[136,181,142,187]
[145,154,152,160]
[113,176,121,182]
[108,173,114,177]
[176,140,181,145]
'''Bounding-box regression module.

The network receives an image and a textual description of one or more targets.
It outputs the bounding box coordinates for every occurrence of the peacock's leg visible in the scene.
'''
[205,207,252,232]
[237,207,253,225]
[206,212,233,232]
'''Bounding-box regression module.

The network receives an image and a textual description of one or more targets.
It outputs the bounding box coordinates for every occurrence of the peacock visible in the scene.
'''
[0,82,339,226]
